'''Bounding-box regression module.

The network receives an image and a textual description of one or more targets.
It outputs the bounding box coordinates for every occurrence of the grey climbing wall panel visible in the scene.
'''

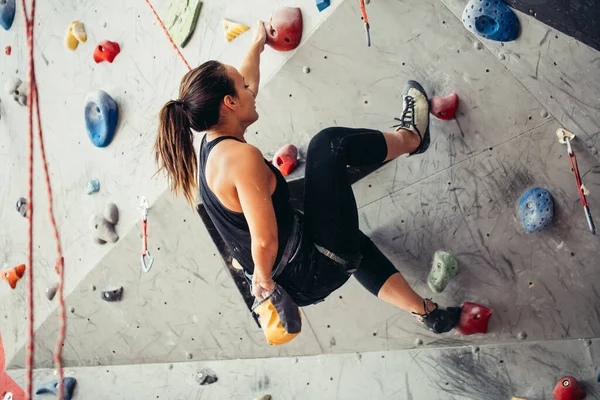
[7,338,600,399]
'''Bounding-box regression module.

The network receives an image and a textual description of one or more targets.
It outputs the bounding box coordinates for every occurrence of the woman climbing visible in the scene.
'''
[154,21,460,336]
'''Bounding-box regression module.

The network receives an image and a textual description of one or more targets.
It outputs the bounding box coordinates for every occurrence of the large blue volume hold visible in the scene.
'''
[316,0,330,12]
[85,90,119,148]
[461,0,519,42]
[0,0,16,31]
[518,187,554,233]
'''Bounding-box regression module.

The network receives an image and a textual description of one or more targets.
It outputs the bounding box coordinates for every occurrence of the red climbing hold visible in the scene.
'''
[1,264,25,289]
[272,144,298,176]
[456,302,492,335]
[430,93,459,120]
[93,40,120,63]
[265,7,303,52]
[553,376,586,400]
[4,45,10,55]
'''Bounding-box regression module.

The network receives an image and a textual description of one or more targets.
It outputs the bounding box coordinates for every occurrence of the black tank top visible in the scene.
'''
[198,135,294,275]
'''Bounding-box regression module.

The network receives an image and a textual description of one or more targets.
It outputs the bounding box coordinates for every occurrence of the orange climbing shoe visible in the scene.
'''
[392,80,431,156]
[1,264,25,289]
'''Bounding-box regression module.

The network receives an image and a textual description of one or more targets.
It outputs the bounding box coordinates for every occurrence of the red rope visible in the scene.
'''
[360,0,369,24]
[20,0,66,399]
[144,0,192,71]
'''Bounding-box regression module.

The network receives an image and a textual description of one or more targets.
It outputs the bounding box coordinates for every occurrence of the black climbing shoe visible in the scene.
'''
[413,300,461,334]
[392,80,431,156]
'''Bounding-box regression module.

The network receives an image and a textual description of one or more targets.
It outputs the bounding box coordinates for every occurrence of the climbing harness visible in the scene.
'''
[556,128,596,235]
[359,0,370,47]
[140,196,155,272]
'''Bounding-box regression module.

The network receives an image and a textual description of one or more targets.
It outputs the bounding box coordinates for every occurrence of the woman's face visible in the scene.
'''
[224,65,259,127]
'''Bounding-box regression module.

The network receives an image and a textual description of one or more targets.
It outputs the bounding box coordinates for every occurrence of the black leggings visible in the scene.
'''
[300,127,399,298]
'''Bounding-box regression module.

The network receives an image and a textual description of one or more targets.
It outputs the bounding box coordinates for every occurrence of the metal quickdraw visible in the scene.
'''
[140,197,155,272]
[557,128,596,235]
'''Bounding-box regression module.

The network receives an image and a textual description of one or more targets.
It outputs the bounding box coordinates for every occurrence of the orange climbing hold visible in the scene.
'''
[93,40,120,63]
[430,93,459,120]
[1,264,25,289]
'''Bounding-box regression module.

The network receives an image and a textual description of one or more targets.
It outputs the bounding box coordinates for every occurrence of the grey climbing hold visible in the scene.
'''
[471,346,480,354]
[85,179,100,194]
[499,53,506,60]
[540,109,549,118]
[356,353,362,361]
[90,284,96,291]
[91,202,119,244]
[186,352,193,360]
[35,377,77,400]
[101,286,123,302]
[168,364,174,370]
[195,369,218,385]
[46,284,58,300]
[4,77,27,106]
[517,331,527,340]
[303,66,311,74]
[415,338,423,346]
[70,307,75,313]
[474,41,483,50]
[584,339,592,347]
[16,197,27,217]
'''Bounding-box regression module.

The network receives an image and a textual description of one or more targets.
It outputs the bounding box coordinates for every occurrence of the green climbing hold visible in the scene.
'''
[427,250,458,293]
[164,0,203,48]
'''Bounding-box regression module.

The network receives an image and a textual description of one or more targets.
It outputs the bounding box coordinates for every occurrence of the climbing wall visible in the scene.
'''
[1,0,600,398]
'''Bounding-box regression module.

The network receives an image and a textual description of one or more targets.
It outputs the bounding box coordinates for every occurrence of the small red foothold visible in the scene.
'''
[553,376,586,400]
[456,302,492,335]
[93,40,120,63]
[5,46,11,55]
[430,92,459,120]
[272,144,298,176]
[1,264,26,289]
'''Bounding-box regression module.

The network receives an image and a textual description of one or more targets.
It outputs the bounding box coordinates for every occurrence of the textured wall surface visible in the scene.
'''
[1,0,599,398]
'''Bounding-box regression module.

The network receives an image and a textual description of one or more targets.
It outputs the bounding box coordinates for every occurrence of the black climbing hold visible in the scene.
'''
[101,286,123,302]
[16,197,26,217]
[195,369,218,385]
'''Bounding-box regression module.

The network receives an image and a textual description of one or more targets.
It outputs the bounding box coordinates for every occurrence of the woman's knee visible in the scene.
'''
[308,127,348,154]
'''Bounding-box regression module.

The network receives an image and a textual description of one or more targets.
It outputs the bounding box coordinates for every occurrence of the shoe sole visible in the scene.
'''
[403,80,430,155]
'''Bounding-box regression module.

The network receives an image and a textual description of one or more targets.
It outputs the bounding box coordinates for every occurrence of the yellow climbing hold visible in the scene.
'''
[223,19,250,42]
[511,397,528,400]
[65,21,87,50]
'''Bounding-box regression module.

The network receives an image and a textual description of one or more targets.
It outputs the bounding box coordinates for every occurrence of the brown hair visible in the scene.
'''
[154,60,237,206]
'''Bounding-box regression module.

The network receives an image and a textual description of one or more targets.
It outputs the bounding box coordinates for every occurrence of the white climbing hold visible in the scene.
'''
[5,76,27,106]
[303,66,311,74]
[517,331,527,340]
[46,284,58,300]
[415,338,423,346]
[186,352,193,359]
[540,109,549,118]
[474,41,483,50]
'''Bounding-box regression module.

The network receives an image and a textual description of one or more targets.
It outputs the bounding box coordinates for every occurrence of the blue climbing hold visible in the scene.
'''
[0,0,16,31]
[518,187,554,233]
[85,179,100,194]
[461,0,519,42]
[316,0,330,12]
[85,90,119,148]
[35,377,77,400]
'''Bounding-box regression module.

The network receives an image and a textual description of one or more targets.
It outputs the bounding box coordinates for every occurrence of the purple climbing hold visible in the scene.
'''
[461,0,519,42]
[0,0,15,31]
[518,187,554,233]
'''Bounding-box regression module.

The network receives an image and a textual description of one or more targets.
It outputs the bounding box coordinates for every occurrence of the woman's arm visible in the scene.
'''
[239,21,267,98]
[233,145,278,299]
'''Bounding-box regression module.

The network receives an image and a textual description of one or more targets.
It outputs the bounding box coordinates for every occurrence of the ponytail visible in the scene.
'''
[154,100,198,207]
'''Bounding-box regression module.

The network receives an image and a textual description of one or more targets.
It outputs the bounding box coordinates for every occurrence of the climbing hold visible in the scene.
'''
[255,396,272,400]
[164,0,202,47]
[430,93,459,120]
[1,264,25,289]
[540,109,549,118]
[101,286,123,302]
[473,41,483,50]
[223,19,249,42]
[265,7,303,52]
[231,258,243,270]
[456,302,492,335]
[93,40,120,63]
[5,77,27,106]
[90,202,119,244]
[195,369,218,385]
[512,398,528,400]
[517,187,554,233]
[272,144,298,176]
[16,197,27,217]
[85,90,119,148]
[499,53,506,60]
[461,0,519,42]
[552,376,586,400]
[186,352,193,360]
[303,66,311,74]
[85,179,100,194]
[427,249,458,293]
[3,393,12,400]
[4,45,10,55]
[0,0,15,30]
[316,0,330,12]
[517,331,527,340]
[46,284,58,301]
[414,338,423,346]
[65,21,87,50]
[35,377,77,400]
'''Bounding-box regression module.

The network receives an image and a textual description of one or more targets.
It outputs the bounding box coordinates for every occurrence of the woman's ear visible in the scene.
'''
[223,94,237,111]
